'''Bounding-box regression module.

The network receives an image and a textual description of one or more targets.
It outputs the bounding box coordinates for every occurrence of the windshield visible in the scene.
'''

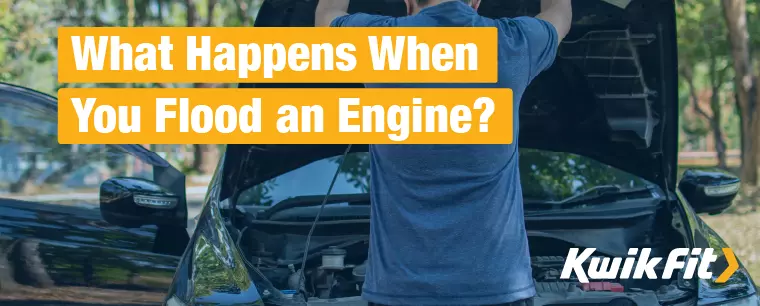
[237,148,651,207]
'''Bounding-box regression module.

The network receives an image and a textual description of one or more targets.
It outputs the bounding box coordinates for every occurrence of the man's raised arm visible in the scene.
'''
[536,0,572,43]
[315,0,351,27]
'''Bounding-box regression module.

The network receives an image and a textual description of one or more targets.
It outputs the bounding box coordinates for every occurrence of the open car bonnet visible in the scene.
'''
[229,0,679,199]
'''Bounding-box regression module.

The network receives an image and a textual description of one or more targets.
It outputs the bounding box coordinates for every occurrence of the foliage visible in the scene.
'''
[0,0,265,174]
[677,0,735,144]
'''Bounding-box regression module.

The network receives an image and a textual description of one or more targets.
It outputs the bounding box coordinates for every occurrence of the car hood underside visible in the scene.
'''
[231,0,679,198]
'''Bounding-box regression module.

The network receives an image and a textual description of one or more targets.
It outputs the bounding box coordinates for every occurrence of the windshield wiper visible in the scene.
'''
[525,185,657,210]
[256,193,370,220]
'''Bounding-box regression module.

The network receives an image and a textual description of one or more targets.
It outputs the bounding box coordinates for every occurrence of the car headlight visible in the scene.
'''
[707,295,760,306]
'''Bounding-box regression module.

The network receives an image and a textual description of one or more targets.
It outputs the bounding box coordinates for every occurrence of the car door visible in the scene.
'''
[0,83,184,305]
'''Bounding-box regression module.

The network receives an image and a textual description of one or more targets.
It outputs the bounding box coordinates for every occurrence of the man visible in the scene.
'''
[315,0,572,305]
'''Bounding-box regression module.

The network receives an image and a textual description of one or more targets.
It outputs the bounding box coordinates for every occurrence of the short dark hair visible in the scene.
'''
[417,0,472,5]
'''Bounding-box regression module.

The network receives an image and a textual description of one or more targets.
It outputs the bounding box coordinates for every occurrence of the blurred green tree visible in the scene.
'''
[678,0,733,169]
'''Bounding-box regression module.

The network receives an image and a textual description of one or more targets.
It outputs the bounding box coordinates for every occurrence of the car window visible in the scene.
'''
[0,95,154,208]
[237,152,369,207]
[237,149,651,207]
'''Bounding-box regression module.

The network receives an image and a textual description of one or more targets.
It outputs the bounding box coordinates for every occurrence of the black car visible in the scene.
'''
[0,0,758,305]
[0,82,190,305]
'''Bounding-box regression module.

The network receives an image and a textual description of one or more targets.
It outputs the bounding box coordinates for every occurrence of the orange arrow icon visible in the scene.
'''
[716,248,738,283]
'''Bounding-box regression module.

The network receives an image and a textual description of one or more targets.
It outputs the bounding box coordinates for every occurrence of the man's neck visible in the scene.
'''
[418,0,461,10]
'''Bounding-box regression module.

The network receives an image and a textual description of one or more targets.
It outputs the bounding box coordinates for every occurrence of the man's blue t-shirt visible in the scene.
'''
[331,2,558,305]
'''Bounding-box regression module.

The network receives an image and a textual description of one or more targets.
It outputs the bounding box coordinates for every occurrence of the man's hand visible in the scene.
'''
[536,0,572,43]
[315,0,351,27]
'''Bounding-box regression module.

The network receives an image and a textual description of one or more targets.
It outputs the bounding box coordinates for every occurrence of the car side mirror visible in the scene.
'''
[100,177,185,228]
[678,169,741,215]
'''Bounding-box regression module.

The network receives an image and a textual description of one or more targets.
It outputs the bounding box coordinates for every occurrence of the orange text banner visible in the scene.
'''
[58,27,498,84]
[57,88,513,145]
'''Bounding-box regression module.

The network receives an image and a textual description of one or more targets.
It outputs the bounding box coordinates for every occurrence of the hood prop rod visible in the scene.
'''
[295,144,354,302]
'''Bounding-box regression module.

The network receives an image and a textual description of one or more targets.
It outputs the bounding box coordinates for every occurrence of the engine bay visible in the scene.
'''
[231,200,694,306]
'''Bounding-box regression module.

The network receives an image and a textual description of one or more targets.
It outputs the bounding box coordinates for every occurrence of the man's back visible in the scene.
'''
[328,1,562,305]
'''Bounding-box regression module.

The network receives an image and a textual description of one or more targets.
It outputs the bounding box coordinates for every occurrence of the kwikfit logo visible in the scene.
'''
[559,248,738,284]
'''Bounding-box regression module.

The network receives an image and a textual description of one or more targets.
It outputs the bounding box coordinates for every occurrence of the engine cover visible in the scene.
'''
[534,281,660,306]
